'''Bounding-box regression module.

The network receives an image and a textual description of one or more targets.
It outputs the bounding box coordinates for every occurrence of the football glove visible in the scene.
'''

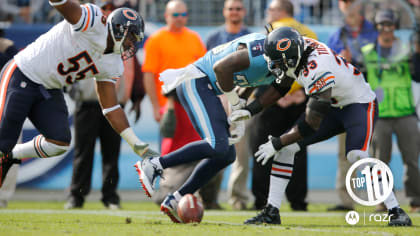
[231,98,247,111]
[228,109,251,124]
[228,120,245,145]
[133,143,160,158]
[255,136,277,165]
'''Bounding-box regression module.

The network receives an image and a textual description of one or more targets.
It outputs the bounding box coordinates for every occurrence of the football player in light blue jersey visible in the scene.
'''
[194,32,276,92]
[135,32,293,223]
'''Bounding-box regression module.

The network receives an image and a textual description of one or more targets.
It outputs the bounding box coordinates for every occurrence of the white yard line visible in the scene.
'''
[0,209,345,217]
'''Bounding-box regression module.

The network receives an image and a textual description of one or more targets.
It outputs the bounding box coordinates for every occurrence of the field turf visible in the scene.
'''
[0,201,419,236]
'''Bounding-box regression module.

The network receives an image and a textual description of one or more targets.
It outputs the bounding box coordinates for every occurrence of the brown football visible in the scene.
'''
[177,194,204,223]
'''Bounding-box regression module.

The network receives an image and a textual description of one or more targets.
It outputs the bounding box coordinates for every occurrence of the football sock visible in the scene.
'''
[173,191,182,202]
[384,191,399,210]
[266,144,297,209]
[12,135,69,159]
[373,168,399,209]
[267,176,289,209]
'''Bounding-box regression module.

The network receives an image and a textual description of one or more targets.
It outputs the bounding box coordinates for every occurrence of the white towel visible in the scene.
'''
[159,64,207,93]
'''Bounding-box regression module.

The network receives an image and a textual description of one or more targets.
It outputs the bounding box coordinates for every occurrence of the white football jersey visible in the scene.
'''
[295,37,375,107]
[14,3,123,89]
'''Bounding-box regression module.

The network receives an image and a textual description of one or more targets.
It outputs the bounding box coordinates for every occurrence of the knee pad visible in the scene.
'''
[346,149,369,164]
[35,135,70,158]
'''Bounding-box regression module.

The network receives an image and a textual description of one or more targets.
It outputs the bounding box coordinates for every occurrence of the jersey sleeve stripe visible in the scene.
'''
[310,80,335,94]
[308,71,332,89]
[324,75,335,83]
[89,4,95,27]
[82,5,92,32]
[74,7,87,32]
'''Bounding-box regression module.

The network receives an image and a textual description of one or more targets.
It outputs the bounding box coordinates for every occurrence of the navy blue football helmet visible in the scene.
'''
[263,27,304,79]
[107,8,145,60]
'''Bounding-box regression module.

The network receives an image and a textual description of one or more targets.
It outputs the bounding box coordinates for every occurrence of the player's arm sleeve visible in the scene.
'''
[307,71,335,95]
[94,77,118,84]
[72,3,100,32]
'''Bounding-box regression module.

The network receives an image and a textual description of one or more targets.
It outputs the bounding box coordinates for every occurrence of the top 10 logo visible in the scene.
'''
[344,158,394,225]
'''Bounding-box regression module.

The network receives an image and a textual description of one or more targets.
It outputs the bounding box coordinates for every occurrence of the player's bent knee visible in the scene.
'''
[47,129,71,144]
[346,149,369,164]
[212,138,231,156]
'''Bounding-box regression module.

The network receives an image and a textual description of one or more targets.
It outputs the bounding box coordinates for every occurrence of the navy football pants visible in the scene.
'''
[0,60,71,154]
[159,76,236,195]
[298,100,378,155]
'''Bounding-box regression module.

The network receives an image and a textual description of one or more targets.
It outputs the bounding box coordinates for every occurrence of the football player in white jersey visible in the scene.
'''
[0,0,156,188]
[229,27,411,226]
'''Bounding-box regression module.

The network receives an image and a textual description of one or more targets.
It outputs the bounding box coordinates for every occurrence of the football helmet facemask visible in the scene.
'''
[107,8,145,60]
[263,27,304,80]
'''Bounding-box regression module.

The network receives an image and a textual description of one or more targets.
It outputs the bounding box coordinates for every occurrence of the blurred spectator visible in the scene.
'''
[0,23,19,208]
[205,0,251,211]
[65,1,125,210]
[0,0,44,23]
[411,31,420,118]
[408,0,420,22]
[267,0,317,39]
[206,0,251,49]
[362,9,420,213]
[114,0,139,9]
[248,0,314,211]
[328,0,377,74]
[326,0,377,212]
[141,0,206,205]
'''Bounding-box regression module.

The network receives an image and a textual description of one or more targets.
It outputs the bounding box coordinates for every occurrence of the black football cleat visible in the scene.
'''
[388,207,412,226]
[0,151,21,188]
[244,204,281,225]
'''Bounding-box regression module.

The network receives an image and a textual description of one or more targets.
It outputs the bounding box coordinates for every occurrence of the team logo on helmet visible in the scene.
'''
[123,9,137,20]
[276,38,291,52]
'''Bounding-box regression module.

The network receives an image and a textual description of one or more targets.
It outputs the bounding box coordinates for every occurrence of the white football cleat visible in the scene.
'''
[134,157,162,198]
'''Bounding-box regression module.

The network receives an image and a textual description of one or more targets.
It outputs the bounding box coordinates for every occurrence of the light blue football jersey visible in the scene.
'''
[194,33,276,95]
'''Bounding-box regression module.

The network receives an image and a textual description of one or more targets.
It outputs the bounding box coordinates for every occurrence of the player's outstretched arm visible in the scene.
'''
[275,87,332,148]
[228,77,293,123]
[213,48,250,110]
[49,0,82,25]
[95,80,129,133]
[254,88,331,164]
[95,80,152,157]
[213,49,250,92]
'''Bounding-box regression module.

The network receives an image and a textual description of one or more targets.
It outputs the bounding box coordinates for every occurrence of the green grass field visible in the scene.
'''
[0,201,419,236]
